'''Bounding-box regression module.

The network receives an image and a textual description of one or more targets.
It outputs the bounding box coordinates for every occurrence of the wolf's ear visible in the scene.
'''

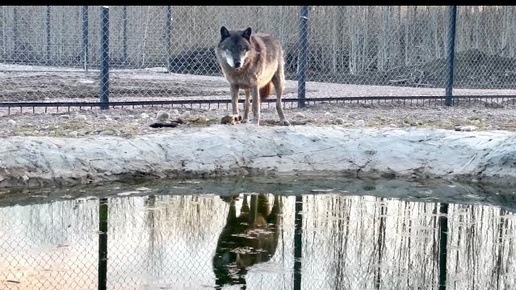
[220,26,231,40]
[242,27,252,41]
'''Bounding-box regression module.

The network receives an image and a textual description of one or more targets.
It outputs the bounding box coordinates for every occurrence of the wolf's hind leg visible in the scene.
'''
[250,86,261,125]
[271,74,290,126]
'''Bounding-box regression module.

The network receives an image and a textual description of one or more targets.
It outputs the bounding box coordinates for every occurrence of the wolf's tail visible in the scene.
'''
[259,82,274,102]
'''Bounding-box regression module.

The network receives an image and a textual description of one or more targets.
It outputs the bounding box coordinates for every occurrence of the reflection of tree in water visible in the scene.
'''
[137,194,223,281]
[143,194,166,278]
[213,194,282,289]
[309,194,516,290]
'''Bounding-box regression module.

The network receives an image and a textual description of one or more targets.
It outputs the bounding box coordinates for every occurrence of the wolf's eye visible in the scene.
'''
[230,46,244,52]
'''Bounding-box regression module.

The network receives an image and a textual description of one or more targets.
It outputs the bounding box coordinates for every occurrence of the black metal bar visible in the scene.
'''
[294,195,303,290]
[46,6,51,64]
[82,6,89,71]
[122,6,127,66]
[297,6,309,108]
[1,95,515,109]
[99,7,110,110]
[98,198,108,290]
[445,6,457,106]
[165,6,172,73]
[438,203,449,290]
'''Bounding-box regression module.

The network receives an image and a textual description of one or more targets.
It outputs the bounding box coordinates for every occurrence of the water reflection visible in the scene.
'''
[294,195,303,290]
[98,198,108,290]
[439,203,449,290]
[0,181,516,290]
[213,194,282,289]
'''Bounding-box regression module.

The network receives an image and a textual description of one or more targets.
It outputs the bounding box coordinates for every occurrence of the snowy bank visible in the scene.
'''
[1,125,515,189]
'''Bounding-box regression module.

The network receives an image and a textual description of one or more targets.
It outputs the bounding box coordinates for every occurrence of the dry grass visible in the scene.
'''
[2,101,515,138]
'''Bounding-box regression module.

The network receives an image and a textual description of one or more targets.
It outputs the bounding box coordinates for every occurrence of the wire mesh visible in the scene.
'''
[0,6,515,109]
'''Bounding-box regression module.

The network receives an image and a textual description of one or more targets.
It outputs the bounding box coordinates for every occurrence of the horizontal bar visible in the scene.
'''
[0,95,514,109]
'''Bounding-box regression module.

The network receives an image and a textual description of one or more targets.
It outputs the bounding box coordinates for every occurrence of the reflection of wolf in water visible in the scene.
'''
[213,194,282,289]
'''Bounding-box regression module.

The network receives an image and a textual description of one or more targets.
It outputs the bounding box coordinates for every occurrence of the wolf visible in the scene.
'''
[213,194,282,289]
[216,26,290,126]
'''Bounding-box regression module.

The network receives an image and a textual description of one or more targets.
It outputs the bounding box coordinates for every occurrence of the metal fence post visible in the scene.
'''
[46,6,51,64]
[438,203,449,290]
[100,6,110,110]
[445,6,457,107]
[98,198,108,290]
[297,6,309,108]
[12,7,18,56]
[122,6,127,66]
[165,6,172,73]
[82,6,89,72]
[1,7,5,60]
[294,195,303,290]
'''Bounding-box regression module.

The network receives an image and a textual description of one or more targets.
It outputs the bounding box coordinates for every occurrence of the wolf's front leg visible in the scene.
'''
[230,84,240,116]
[250,86,261,125]
[242,89,251,123]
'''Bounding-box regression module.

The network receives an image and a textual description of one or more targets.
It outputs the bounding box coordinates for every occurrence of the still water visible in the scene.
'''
[1,176,516,290]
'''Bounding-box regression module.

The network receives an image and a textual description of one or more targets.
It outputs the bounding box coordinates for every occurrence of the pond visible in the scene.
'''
[1,176,516,290]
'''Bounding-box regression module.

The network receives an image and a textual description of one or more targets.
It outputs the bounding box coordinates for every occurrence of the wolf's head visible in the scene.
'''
[218,26,253,69]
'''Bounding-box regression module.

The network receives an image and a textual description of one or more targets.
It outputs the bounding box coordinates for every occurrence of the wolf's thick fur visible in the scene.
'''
[216,26,290,126]
[213,194,282,288]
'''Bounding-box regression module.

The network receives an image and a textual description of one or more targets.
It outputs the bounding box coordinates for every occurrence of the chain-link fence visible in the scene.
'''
[1,192,515,289]
[0,6,515,108]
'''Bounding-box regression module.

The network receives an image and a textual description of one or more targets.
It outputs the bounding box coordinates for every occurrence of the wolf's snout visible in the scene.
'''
[233,61,241,68]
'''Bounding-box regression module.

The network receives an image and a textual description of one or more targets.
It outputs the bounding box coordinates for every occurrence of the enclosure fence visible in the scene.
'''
[1,6,516,110]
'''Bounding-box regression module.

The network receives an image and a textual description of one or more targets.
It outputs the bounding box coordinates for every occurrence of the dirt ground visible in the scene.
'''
[2,97,516,139]
[1,64,515,138]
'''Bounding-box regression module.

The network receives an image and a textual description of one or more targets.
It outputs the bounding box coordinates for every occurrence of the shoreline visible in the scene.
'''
[1,125,515,191]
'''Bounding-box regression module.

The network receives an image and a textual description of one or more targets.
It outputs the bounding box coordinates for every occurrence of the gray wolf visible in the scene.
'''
[215,26,290,126]
[213,194,282,288]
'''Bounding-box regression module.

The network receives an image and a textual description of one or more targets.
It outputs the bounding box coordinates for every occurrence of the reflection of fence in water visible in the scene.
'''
[299,195,516,289]
[0,193,515,289]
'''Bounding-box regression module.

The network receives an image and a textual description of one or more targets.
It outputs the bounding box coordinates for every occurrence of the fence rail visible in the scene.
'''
[2,95,515,116]
[1,6,516,111]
